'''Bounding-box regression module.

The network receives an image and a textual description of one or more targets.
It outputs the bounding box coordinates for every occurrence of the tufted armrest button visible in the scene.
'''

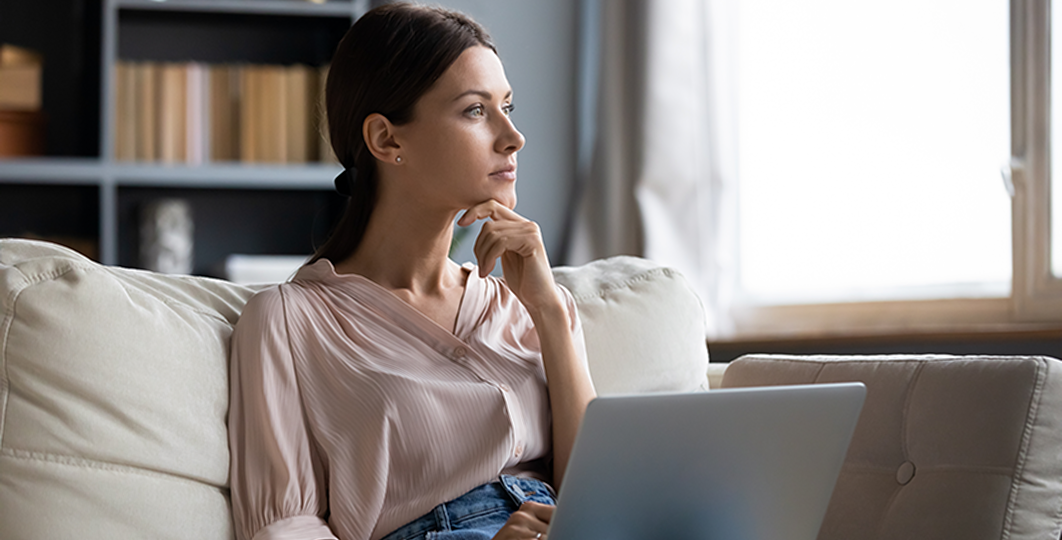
[896,461,916,485]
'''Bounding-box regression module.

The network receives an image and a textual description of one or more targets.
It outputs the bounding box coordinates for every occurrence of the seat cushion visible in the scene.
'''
[722,354,1062,540]
[0,239,256,540]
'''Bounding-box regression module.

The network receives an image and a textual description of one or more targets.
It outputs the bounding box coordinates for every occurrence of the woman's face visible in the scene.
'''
[394,45,526,212]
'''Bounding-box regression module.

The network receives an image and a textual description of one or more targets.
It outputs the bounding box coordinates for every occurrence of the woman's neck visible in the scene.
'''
[333,199,463,296]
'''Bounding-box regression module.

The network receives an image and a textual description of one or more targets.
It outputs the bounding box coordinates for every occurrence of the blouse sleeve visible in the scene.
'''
[229,287,338,540]
[556,283,590,373]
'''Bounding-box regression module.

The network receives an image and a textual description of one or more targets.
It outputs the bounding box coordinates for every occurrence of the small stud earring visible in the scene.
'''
[396,156,403,163]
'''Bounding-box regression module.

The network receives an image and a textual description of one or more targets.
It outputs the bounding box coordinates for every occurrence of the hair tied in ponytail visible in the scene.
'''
[334,167,357,197]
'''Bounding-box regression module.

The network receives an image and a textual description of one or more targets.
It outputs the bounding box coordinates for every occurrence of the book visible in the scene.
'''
[158,63,188,163]
[0,109,45,156]
[135,62,158,161]
[186,62,207,165]
[0,44,42,66]
[209,64,239,161]
[239,65,259,162]
[284,64,317,163]
[0,44,43,111]
[114,62,137,161]
[257,65,286,163]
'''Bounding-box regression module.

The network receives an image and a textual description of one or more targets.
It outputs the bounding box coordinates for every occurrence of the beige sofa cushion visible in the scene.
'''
[722,354,1062,540]
[552,256,710,395]
[0,239,256,540]
[0,239,707,538]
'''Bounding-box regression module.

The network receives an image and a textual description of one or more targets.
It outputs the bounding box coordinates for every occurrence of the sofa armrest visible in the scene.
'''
[722,354,1062,540]
[706,362,728,389]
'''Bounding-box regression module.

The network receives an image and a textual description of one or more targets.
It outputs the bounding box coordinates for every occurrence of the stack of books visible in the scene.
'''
[0,44,46,157]
[0,44,42,110]
[113,62,336,164]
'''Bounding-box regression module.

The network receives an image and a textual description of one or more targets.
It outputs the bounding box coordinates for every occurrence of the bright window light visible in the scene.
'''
[736,0,1011,304]
[1053,0,1062,278]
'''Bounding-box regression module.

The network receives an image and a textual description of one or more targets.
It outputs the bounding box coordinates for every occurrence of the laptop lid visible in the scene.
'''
[547,383,866,540]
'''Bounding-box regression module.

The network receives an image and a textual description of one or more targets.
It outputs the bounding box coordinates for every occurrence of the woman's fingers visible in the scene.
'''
[474,221,540,274]
[520,501,554,522]
[492,502,552,540]
[463,200,542,278]
[457,199,523,228]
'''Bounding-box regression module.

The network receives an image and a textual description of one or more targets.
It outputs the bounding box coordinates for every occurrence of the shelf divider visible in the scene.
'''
[100,176,118,265]
[0,159,340,190]
[114,0,358,17]
[112,162,341,189]
[0,158,108,183]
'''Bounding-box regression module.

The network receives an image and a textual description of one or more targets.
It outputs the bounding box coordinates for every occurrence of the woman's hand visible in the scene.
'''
[458,200,561,314]
[459,199,597,488]
[492,501,553,540]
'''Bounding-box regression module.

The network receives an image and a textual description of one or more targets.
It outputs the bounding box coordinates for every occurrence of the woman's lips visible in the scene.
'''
[489,166,517,182]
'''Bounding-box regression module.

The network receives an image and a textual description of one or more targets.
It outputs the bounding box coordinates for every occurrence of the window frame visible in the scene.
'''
[727,0,1062,339]
[1013,0,1062,320]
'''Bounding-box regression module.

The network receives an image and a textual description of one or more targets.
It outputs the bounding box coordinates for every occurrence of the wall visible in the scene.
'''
[432,0,580,265]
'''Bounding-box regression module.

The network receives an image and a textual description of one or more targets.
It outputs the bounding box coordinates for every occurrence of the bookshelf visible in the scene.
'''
[0,0,372,274]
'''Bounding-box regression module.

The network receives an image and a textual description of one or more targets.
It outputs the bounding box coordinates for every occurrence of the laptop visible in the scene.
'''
[546,382,866,540]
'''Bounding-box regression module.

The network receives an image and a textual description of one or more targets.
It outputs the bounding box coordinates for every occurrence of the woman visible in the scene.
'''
[227,4,597,540]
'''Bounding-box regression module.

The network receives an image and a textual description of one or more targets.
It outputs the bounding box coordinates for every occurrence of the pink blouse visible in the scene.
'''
[228,259,586,540]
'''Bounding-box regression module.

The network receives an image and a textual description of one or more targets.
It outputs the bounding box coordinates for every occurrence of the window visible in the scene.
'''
[729,0,1062,336]
[1053,0,1062,278]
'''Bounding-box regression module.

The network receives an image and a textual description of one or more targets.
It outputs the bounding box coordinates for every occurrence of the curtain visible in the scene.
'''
[562,0,648,262]
[563,0,737,337]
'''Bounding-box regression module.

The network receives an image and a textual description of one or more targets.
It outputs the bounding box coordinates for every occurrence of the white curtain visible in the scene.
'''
[564,0,737,337]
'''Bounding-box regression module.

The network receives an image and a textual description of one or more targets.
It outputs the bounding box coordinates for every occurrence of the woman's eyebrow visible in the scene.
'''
[451,89,513,102]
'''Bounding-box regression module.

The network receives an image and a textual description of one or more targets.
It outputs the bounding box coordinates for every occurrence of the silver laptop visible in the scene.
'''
[547,383,866,540]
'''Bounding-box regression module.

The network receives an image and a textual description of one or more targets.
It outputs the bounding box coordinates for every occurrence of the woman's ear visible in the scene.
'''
[363,113,401,163]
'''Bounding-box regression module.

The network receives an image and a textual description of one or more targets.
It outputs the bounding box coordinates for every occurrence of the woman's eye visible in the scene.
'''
[467,105,484,117]
[503,103,515,116]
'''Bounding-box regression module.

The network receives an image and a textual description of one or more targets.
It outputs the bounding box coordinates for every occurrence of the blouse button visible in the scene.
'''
[451,347,467,360]
[514,445,524,458]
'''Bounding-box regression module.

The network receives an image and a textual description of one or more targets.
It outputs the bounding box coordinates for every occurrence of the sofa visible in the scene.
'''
[0,239,710,539]
[1,238,1061,539]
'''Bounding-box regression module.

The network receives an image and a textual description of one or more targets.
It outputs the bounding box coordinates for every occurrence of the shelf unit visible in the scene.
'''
[0,0,372,273]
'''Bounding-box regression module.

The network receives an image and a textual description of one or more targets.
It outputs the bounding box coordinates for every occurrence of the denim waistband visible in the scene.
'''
[380,476,556,540]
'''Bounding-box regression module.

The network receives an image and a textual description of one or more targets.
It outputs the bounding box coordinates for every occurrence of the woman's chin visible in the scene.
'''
[498,184,518,209]
[498,193,517,210]
[462,187,516,211]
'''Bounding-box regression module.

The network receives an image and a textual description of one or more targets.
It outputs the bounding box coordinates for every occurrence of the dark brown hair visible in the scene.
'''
[309,3,496,265]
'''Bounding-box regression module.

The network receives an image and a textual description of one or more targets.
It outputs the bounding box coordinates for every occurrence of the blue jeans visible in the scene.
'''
[380,475,557,540]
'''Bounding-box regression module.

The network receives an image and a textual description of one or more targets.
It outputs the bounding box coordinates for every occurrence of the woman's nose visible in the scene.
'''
[497,115,525,154]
